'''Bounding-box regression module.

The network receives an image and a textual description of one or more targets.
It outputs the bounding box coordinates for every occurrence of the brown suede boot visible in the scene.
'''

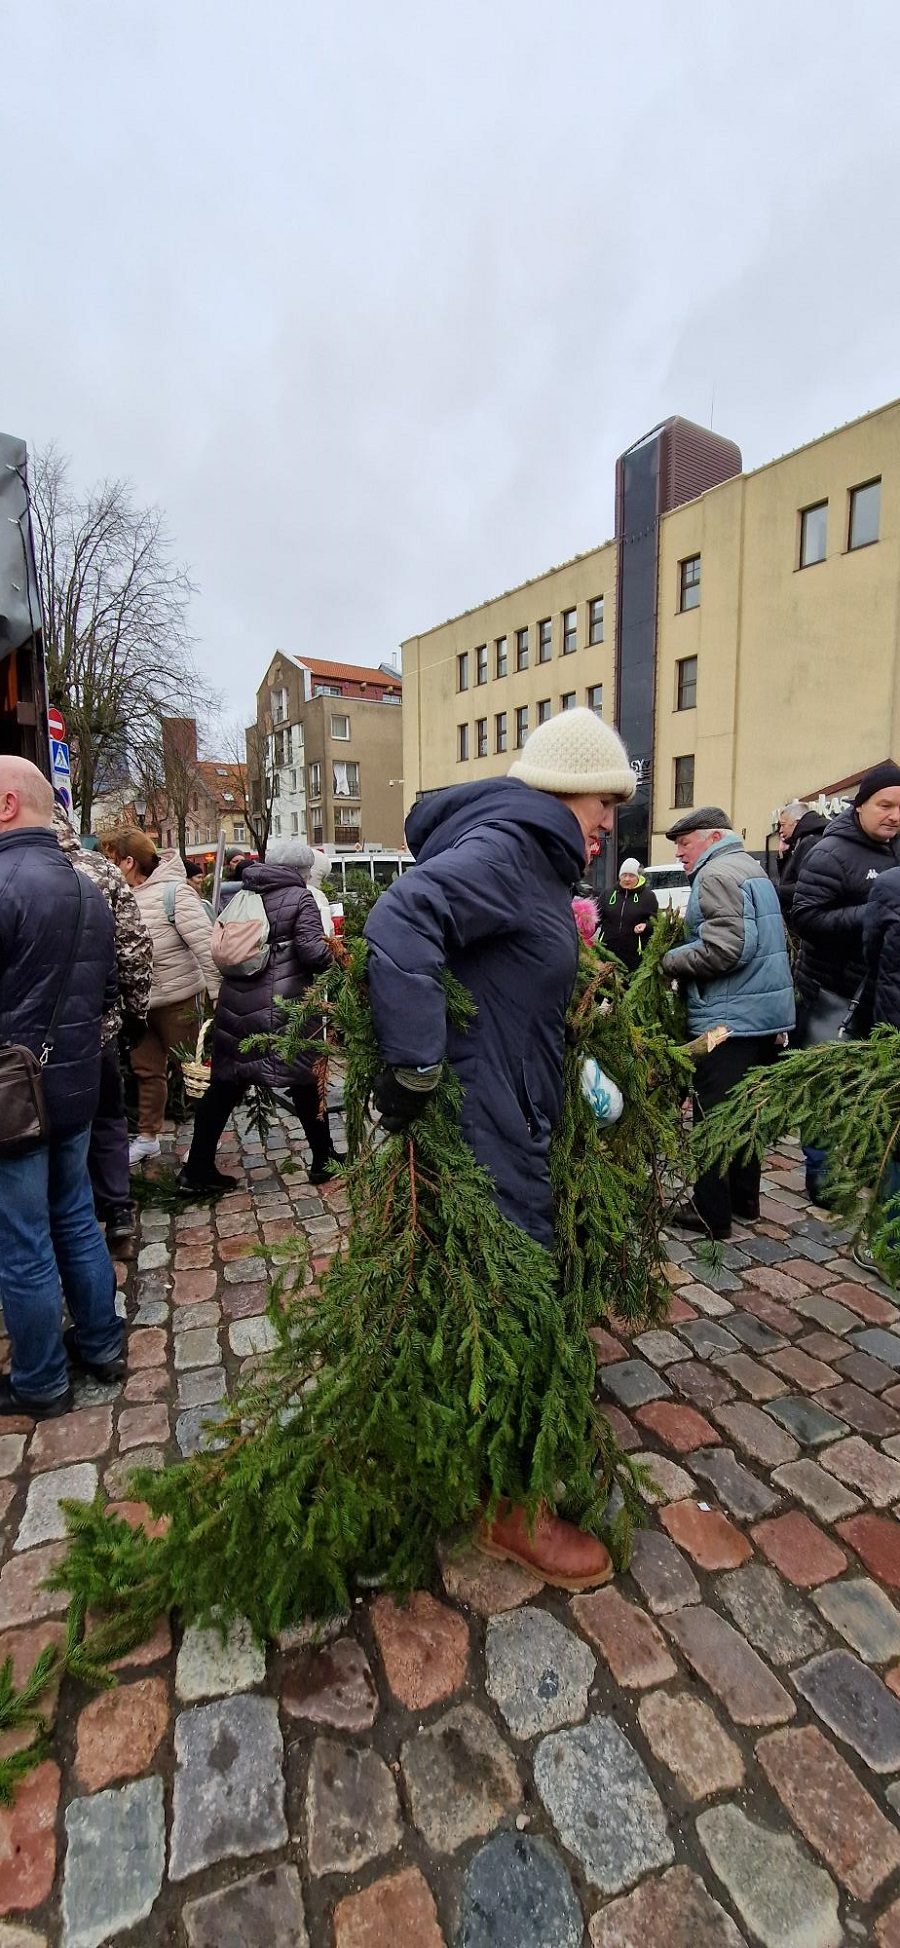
[475,1500,614,1592]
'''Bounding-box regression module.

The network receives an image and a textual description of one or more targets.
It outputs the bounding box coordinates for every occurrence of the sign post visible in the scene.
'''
[50,735,72,815]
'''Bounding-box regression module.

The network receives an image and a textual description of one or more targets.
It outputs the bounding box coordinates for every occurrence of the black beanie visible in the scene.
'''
[853,761,900,807]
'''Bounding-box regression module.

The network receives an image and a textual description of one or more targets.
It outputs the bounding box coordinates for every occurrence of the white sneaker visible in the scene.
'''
[129,1135,161,1166]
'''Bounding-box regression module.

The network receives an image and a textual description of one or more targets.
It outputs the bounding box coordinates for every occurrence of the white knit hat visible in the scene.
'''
[508,707,636,799]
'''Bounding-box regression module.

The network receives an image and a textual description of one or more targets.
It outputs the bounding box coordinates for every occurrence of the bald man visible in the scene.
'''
[0,757,123,1415]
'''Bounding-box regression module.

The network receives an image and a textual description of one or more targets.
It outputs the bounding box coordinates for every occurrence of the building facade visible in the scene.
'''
[250,653,405,852]
[402,397,900,864]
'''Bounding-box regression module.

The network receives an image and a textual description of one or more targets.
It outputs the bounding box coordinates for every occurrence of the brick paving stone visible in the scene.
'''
[634,1401,721,1452]
[74,1675,168,1791]
[117,1404,169,1451]
[838,1512,900,1587]
[333,1868,443,1948]
[716,1352,788,1401]
[793,1648,900,1772]
[770,1459,862,1524]
[171,1269,218,1306]
[570,1587,677,1686]
[174,1244,214,1270]
[599,1360,672,1409]
[677,1283,737,1320]
[305,1738,402,1876]
[62,1775,165,1947]
[682,1260,742,1295]
[833,1348,898,1392]
[677,1319,741,1357]
[600,1404,640,1450]
[723,1312,786,1355]
[15,1462,98,1551]
[0,1763,59,1915]
[217,1232,260,1260]
[832,1287,900,1327]
[136,1241,168,1270]
[0,1624,65,1760]
[812,1578,900,1663]
[715,1561,826,1665]
[457,1833,582,1948]
[796,1330,852,1363]
[0,1437,26,1479]
[633,1452,695,1505]
[535,1717,673,1893]
[818,1383,900,1440]
[223,1256,271,1284]
[689,1447,780,1520]
[123,1369,169,1403]
[183,1864,308,1948]
[176,1613,266,1700]
[486,1606,594,1738]
[170,1694,287,1879]
[751,1511,847,1586]
[660,1501,752,1571]
[663,1605,795,1724]
[767,1347,841,1393]
[667,1295,698,1322]
[0,1543,69,1628]
[759,1722,900,1899]
[439,1541,543,1614]
[173,1325,221,1369]
[876,1901,900,1948]
[763,1396,848,1447]
[588,1326,627,1363]
[588,1864,747,1947]
[401,1701,521,1851]
[714,1402,799,1468]
[667,1361,735,1412]
[778,1259,839,1290]
[28,1407,112,1469]
[696,1804,840,1948]
[282,1636,378,1731]
[104,1446,166,1494]
[743,1265,810,1303]
[126,1328,167,1368]
[220,1282,271,1320]
[637,1691,744,1801]
[371,1590,469,1710]
[632,1330,686,1367]
[742,1236,793,1264]
[820,1434,900,1506]
[176,1366,227,1410]
[171,1300,219,1332]
[736,1289,802,1336]
[0,1925,48,1947]
[109,1613,172,1672]
[628,1529,700,1613]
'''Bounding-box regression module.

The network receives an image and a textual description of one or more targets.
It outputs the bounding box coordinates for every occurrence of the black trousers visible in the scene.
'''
[88,1041,131,1215]
[691,1033,778,1235]
[186,1077,332,1178]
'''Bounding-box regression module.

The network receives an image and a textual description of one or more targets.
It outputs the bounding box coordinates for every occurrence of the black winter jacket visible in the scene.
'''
[863,867,900,1028]
[596,879,659,972]
[0,827,117,1134]
[776,810,826,925]
[364,777,585,1248]
[210,863,332,1087]
[792,807,900,1001]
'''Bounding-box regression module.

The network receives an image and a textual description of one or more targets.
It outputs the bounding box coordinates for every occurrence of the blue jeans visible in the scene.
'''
[0,1126,123,1401]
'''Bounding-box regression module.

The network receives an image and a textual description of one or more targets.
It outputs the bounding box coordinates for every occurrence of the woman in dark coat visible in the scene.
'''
[178,841,336,1194]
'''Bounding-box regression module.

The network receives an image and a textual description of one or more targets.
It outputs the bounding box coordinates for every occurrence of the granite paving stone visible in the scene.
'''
[174,1401,229,1455]
[792,1293,858,1333]
[696,1804,841,1948]
[770,1458,862,1523]
[660,1500,752,1570]
[750,1511,848,1586]
[0,1437,26,1479]
[15,1463,98,1551]
[812,1576,900,1663]
[74,1676,168,1790]
[588,1864,748,1947]
[228,1314,280,1356]
[682,1260,742,1294]
[663,1605,796,1724]
[175,1612,266,1700]
[830,1287,898,1326]
[832,1348,898,1392]
[631,1330,687,1367]
[598,1359,672,1409]
[62,1776,165,1948]
[176,1365,227,1409]
[715,1351,788,1400]
[794,1648,900,1771]
[758,1722,900,1899]
[0,1763,59,1916]
[332,1867,443,1948]
[667,1361,735,1412]
[637,1690,744,1800]
[818,1380,900,1436]
[837,1511,900,1587]
[633,1451,695,1504]
[281,1635,378,1730]
[172,1325,221,1369]
[170,1299,219,1333]
[876,1900,900,1948]
[588,1327,627,1363]
[723,1312,786,1355]
[689,1446,780,1519]
[169,1694,287,1879]
[305,1737,402,1875]
[676,1283,737,1319]
[182,1864,308,1948]
[677,1319,741,1357]
[764,1395,848,1447]
[634,1400,721,1451]
[457,1833,583,1948]
[371,1590,469,1710]
[570,1586,677,1686]
[795,1330,850,1363]
[820,1433,900,1505]
[438,1541,543,1614]
[486,1605,594,1737]
[400,1702,521,1851]
[714,1402,799,1467]
[628,1528,701,1613]
[849,1327,900,1367]
[534,1717,673,1893]
[715,1562,826,1665]
[28,1408,112,1469]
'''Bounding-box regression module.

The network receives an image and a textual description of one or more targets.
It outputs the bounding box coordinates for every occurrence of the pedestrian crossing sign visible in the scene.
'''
[51,738,70,776]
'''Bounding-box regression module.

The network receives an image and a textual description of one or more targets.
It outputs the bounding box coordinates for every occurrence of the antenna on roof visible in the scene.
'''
[709,385,716,431]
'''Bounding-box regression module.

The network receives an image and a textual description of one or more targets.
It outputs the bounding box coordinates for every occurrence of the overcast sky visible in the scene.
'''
[6,2,900,730]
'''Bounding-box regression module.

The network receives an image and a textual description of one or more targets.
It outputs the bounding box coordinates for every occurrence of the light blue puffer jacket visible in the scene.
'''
[662,834,795,1038]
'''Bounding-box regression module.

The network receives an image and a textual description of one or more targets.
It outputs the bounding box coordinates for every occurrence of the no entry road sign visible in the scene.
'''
[47,706,66,741]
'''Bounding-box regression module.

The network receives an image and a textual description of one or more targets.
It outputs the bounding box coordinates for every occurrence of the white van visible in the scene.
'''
[644,864,691,917]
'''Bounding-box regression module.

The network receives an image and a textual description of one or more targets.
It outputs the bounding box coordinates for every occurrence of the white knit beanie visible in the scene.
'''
[508,707,636,799]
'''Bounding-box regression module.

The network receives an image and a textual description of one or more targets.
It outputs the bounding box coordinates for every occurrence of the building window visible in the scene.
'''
[560,691,576,711]
[562,608,577,655]
[333,760,360,797]
[674,755,695,807]
[538,618,552,663]
[588,597,604,644]
[233,823,245,843]
[314,683,342,697]
[537,699,552,725]
[516,627,529,671]
[458,651,469,692]
[311,817,324,844]
[676,655,698,711]
[331,713,350,740]
[515,705,529,749]
[475,644,488,685]
[848,479,881,551]
[165,828,173,848]
[495,711,508,754]
[271,686,288,723]
[273,814,282,837]
[799,502,827,568]
[458,724,469,762]
[495,635,508,678]
[476,718,488,759]
[679,555,701,611]
[586,684,603,716]
[290,812,299,835]
[308,761,321,800]
[335,807,361,843]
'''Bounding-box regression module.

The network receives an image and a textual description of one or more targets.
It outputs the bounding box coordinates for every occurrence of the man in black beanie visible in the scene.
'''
[792,760,900,1201]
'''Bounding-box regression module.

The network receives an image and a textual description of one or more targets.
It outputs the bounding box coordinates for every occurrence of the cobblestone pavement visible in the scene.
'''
[2,1119,900,1945]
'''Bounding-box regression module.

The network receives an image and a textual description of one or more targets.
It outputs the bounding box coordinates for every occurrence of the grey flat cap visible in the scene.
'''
[665,805,733,841]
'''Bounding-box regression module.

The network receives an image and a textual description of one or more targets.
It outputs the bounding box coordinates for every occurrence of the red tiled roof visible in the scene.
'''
[292,655,400,687]
[196,760,246,805]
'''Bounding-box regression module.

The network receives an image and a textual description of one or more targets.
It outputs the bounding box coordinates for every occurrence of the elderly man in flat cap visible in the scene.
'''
[662,806,794,1240]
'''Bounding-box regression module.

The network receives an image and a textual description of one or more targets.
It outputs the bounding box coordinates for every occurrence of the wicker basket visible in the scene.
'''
[180,1017,213,1100]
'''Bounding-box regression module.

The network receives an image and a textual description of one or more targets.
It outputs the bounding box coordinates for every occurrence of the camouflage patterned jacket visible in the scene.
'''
[53,809,153,1045]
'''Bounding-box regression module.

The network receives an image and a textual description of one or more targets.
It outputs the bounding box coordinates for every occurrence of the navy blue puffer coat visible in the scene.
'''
[0,828,117,1134]
[210,862,332,1087]
[364,778,585,1247]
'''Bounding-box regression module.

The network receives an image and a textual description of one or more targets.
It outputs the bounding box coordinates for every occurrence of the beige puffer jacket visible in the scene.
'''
[134,851,220,1010]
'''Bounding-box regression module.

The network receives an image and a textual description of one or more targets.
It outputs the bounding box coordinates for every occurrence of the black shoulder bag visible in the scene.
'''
[0,876,87,1157]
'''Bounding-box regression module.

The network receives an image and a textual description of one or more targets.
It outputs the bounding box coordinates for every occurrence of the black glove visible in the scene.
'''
[372,1065,440,1133]
[120,1011,148,1049]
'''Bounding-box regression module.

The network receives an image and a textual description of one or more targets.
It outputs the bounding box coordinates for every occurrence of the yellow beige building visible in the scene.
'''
[402,398,900,869]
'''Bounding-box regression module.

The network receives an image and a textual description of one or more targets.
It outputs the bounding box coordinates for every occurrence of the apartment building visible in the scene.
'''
[250,653,405,851]
[402,398,900,864]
